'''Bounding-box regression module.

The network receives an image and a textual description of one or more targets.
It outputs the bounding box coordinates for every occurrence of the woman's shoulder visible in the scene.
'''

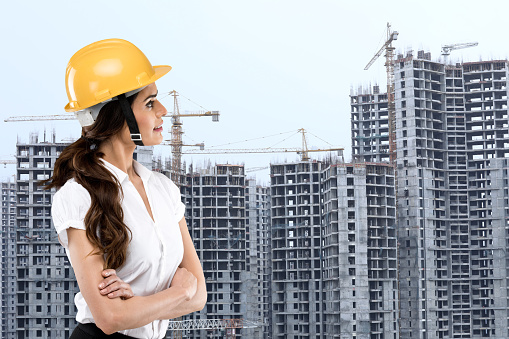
[54,178,91,204]
[51,178,91,246]
[57,178,89,193]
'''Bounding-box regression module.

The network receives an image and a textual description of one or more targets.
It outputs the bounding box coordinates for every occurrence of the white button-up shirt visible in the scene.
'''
[52,160,185,339]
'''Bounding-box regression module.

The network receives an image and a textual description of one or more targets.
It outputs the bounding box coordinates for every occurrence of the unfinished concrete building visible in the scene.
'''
[353,52,509,338]
[396,55,509,338]
[179,164,263,338]
[1,180,17,339]
[246,178,272,337]
[270,160,323,338]
[14,134,79,338]
[351,87,390,163]
[321,161,398,339]
[270,159,399,339]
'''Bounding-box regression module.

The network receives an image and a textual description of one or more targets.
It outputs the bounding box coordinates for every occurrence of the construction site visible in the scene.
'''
[4,22,509,339]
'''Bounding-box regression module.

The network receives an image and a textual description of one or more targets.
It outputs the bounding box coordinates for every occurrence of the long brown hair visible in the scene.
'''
[44,94,138,270]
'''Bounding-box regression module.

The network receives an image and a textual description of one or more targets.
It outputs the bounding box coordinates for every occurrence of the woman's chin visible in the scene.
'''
[146,135,164,146]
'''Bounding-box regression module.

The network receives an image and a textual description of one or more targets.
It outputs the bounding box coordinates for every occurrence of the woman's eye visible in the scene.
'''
[146,100,154,109]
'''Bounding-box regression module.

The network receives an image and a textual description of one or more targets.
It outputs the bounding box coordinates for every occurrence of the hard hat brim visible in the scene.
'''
[64,64,172,112]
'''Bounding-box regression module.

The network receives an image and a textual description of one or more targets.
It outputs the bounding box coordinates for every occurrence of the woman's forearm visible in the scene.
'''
[160,276,207,320]
[98,285,191,334]
[105,277,206,333]
[167,217,208,319]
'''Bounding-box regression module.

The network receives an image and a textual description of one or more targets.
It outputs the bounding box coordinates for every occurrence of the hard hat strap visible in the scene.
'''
[117,93,144,146]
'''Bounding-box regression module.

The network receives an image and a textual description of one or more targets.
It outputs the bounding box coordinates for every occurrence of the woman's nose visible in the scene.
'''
[157,101,167,117]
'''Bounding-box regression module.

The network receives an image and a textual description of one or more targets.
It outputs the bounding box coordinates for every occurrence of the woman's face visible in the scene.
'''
[130,83,167,146]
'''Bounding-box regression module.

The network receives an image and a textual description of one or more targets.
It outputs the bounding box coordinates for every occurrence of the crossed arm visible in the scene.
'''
[67,217,207,335]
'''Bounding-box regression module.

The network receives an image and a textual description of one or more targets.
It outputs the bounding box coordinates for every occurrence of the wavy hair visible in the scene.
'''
[44,95,138,270]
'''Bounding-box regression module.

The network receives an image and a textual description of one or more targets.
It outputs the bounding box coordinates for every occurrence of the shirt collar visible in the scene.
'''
[100,159,152,184]
[133,160,153,183]
[100,158,128,184]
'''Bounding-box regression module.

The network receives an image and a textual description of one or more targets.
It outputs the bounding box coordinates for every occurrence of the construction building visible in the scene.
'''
[270,159,399,339]
[352,52,509,338]
[1,179,17,338]
[14,133,78,338]
[351,87,390,163]
[270,160,323,338]
[177,164,267,338]
[246,178,272,337]
[321,161,398,339]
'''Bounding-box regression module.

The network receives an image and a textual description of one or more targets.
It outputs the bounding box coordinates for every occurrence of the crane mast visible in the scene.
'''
[364,22,398,164]
[168,90,220,187]
[299,128,310,161]
[386,25,397,165]
[170,90,184,186]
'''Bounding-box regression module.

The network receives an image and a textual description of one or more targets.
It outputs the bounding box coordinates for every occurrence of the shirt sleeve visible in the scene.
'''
[51,180,91,249]
[169,179,185,221]
[154,173,185,221]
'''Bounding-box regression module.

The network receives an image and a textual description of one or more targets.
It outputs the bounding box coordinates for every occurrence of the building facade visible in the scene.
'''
[270,161,323,338]
[353,53,509,338]
[270,159,399,339]
[321,161,398,339]
[351,88,390,163]
[395,56,509,338]
[177,164,266,338]
[15,134,79,339]
[1,180,17,338]
[246,178,272,337]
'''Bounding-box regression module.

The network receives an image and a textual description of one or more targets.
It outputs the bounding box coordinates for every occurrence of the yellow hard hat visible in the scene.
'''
[64,38,171,112]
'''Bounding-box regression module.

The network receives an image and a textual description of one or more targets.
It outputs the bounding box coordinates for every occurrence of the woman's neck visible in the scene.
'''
[99,136,138,178]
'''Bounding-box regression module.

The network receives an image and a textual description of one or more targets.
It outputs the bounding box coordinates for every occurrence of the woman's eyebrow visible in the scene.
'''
[143,91,158,102]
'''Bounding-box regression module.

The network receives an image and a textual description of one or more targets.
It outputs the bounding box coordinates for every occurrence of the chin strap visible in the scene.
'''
[117,93,144,146]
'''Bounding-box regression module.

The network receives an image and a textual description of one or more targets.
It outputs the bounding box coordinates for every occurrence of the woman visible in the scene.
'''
[45,39,207,338]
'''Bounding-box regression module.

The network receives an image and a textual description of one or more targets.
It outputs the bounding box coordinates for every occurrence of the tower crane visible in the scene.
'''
[364,22,398,165]
[166,90,219,186]
[441,42,478,63]
[180,128,344,161]
[441,42,478,56]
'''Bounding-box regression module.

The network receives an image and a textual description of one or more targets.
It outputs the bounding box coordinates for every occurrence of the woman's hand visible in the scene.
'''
[98,269,134,300]
[170,267,198,301]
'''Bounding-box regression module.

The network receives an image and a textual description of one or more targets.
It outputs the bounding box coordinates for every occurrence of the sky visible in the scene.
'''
[1,0,508,183]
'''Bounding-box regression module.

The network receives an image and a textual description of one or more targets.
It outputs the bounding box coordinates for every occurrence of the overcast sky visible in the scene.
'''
[1,0,508,183]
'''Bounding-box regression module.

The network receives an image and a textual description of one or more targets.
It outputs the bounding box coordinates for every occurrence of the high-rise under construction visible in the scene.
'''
[270,159,399,339]
[352,52,509,338]
[13,133,79,339]
[1,179,17,338]
[177,164,270,338]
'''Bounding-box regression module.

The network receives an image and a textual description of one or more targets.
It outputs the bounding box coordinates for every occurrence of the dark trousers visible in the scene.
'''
[70,323,136,338]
